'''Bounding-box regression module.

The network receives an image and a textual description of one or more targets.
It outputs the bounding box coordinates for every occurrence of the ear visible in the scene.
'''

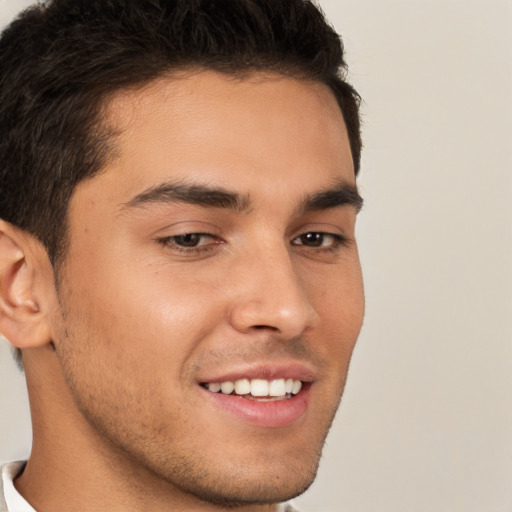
[0,220,54,349]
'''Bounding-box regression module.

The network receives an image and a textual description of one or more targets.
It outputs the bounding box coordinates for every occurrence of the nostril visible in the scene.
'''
[253,325,279,331]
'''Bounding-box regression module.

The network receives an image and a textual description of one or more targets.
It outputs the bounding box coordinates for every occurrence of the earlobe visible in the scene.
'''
[0,221,53,349]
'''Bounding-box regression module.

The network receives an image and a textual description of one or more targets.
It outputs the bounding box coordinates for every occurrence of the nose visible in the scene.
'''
[228,244,319,339]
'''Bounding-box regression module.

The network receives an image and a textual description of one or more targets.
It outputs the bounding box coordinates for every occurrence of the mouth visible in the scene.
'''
[198,369,312,428]
[200,378,303,402]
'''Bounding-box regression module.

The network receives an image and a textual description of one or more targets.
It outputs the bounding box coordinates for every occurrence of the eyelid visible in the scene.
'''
[151,219,221,237]
[289,219,350,239]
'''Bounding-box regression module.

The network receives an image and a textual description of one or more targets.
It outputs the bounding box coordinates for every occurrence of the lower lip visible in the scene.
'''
[200,384,311,428]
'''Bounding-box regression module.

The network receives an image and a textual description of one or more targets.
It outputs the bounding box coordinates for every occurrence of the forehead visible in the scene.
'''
[81,70,354,209]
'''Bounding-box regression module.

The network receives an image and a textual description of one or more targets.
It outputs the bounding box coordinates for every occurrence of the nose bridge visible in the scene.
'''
[229,238,318,337]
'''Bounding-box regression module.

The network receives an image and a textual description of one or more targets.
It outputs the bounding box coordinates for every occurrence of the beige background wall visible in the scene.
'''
[1,1,511,511]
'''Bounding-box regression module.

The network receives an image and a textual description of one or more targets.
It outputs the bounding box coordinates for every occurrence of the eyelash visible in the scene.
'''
[157,233,221,254]
[291,232,348,251]
[157,231,349,254]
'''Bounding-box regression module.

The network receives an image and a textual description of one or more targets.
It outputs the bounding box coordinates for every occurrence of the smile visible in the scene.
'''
[202,378,303,400]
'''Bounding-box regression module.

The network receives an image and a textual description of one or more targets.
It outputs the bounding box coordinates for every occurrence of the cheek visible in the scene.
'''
[305,261,364,383]
[53,265,212,435]
[308,256,364,329]
[57,252,228,381]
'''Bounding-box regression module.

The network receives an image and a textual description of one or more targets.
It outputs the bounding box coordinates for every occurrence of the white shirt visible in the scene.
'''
[1,461,35,512]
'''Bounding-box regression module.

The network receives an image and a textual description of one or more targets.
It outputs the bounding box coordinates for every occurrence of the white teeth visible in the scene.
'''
[269,378,286,397]
[220,381,234,395]
[234,379,251,395]
[205,378,303,398]
[251,379,269,397]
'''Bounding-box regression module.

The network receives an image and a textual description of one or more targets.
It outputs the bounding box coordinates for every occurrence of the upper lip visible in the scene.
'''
[197,362,317,384]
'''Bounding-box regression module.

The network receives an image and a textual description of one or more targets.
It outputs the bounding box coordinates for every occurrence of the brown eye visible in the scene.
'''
[291,232,347,249]
[158,232,219,251]
[298,233,324,247]
[172,234,204,247]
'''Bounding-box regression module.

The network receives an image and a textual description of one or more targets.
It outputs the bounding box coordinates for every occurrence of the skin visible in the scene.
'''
[1,70,364,511]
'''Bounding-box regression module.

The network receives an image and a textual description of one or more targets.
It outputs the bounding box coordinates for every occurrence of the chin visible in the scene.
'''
[158,446,322,508]
[182,469,317,508]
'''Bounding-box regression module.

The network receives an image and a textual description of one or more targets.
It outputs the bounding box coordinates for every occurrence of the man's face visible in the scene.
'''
[49,71,364,506]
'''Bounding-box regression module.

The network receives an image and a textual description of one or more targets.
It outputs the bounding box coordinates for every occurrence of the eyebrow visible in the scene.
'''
[123,182,251,212]
[121,179,363,214]
[300,181,363,214]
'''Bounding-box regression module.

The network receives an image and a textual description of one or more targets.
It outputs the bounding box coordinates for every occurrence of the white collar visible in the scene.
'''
[1,462,35,512]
